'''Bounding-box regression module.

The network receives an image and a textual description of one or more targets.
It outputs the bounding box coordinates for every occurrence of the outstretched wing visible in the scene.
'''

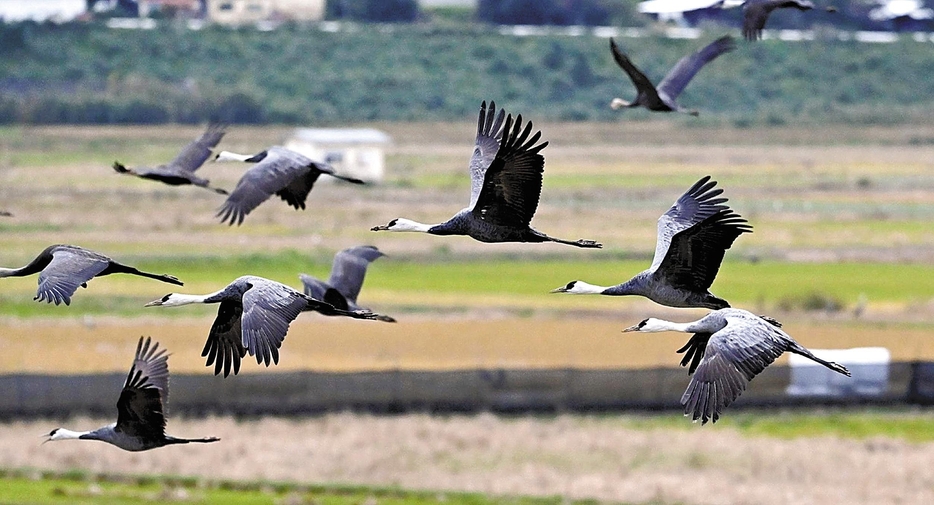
[328,245,384,304]
[650,176,746,274]
[609,38,663,105]
[216,148,312,225]
[168,123,227,173]
[299,273,330,301]
[471,113,548,229]
[468,101,507,209]
[35,247,110,306]
[203,299,248,377]
[239,280,309,367]
[657,36,735,100]
[115,337,169,439]
[681,314,788,424]
[656,209,752,291]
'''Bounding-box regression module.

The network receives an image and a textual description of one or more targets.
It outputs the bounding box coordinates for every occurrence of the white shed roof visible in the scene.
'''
[638,0,725,14]
[291,128,392,145]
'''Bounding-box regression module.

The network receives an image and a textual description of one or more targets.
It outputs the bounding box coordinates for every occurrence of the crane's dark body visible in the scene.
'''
[554,176,750,309]
[628,309,850,424]
[113,123,228,194]
[216,146,364,226]
[372,101,601,249]
[300,246,396,322]
[743,0,816,41]
[0,244,183,306]
[609,36,736,115]
[48,337,219,451]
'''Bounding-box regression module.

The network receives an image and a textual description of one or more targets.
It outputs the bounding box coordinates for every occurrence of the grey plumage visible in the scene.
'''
[300,245,396,322]
[552,176,751,309]
[113,123,229,194]
[216,146,364,226]
[609,36,735,116]
[44,337,219,451]
[371,101,601,249]
[743,0,816,41]
[0,244,183,306]
[624,308,851,424]
[144,275,385,377]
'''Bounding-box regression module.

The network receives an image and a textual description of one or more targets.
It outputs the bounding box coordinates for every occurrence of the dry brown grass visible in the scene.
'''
[4,412,934,505]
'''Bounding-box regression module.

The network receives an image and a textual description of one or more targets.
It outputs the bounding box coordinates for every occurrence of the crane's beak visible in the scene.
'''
[143,299,164,307]
[549,286,569,293]
[370,225,389,231]
[621,324,641,333]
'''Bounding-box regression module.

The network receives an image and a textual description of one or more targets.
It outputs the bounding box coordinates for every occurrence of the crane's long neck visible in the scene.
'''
[215,151,254,162]
[149,289,226,307]
[49,428,95,441]
[0,267,24,278]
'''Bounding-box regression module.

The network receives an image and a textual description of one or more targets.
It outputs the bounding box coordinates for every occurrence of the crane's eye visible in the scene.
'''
[161,294,171,302]
[637,319,649,328]
[388,219,398,227]
[565,281,576,290]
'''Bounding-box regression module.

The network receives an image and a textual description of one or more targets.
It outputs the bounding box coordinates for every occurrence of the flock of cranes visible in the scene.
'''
[7,11,854,451]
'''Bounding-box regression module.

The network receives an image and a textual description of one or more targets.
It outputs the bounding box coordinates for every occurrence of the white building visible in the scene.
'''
[285,128,391,183]
[208,0,325,24]
[0,0,86,23]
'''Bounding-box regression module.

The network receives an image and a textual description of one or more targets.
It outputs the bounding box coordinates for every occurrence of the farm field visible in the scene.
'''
[2,122,934,504]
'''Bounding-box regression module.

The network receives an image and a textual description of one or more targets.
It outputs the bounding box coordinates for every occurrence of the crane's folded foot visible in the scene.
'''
[574,239,602,249]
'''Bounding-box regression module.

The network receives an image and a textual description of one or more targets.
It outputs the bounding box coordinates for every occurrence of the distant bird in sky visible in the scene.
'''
[371,101,601,249]
[552,176,750,309]
[300,245,396,323]
[44,337,220,451]
[145,275,383,377]
[742,0,824,41]
[609,36,735,116]
[0,244,183,306]
[214,146,364,226]
[113,123,229,194]
[623,308,850,424]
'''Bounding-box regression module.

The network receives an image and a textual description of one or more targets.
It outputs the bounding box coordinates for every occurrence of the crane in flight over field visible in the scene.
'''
[552,176,750,309]
[300,245,396,323]
[609,36,735,116]
[371,101,601,249]
[214,146,364,225]
[623,308,850,424]
[145,275,384,377]
[113,123,229,194]
[0,244,183,306]
[742,0,832,41]
[44,337,220,451]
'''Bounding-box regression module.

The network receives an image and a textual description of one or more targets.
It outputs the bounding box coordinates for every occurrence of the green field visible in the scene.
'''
[0,470,587,505]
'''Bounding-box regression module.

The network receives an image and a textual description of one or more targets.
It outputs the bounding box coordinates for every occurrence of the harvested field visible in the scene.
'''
[4,412,934,505]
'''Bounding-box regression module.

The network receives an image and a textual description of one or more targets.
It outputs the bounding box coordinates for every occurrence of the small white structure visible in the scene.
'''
[638,0,742,26]
[0,0,86,23]
[787,347,890,397]
[285,128,391,183]
[208,0,326,25]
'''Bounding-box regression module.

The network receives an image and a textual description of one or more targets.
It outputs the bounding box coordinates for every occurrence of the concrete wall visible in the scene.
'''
[0,363,918,419]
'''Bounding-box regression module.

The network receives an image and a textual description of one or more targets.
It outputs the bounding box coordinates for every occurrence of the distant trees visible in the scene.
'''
[476,0,623,26]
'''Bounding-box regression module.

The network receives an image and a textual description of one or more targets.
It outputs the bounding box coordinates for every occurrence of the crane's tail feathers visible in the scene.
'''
[112,162,131,174]
[375,314,397,323]
[210,186,229,195]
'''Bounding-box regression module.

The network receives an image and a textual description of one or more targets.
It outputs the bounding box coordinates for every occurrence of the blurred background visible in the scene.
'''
[2,1,934,504]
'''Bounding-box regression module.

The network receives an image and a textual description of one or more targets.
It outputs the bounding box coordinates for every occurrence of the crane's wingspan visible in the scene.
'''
[743,0,815,41]
[239,281,309,367]
[168,123,227,173]
[657,36,735,100]
[471,113,548,228]
[216,149,313,225]
[650,176,740,272]
[609,38,663,105]
[115,337,169,439]
[203,299,248,377]
[656,209,752,291]
[468,101,507,209]
[35,248,110,306]
[328,245,384,303]
[681,315,788,424]
[299,273,330,302]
